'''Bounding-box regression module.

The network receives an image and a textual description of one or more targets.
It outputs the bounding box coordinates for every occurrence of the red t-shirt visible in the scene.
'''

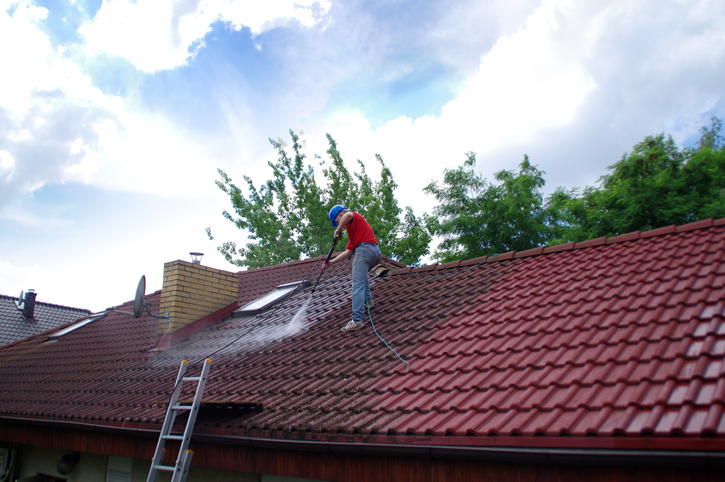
[345,212,378,250]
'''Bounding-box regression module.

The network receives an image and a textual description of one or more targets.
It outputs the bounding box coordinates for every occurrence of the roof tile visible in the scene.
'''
[543,242,574,254]
[607,231,641,244]
[515,247,543,258]
[487,251,515,262]
[0,295,91,346]
[3,221,725,448]
[677,219,714,232]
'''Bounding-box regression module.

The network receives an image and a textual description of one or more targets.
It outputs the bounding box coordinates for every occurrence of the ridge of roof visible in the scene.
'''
[236,256,320,274]
[236,252,407,276]
[0,294,91,314]
[389,217,725,276]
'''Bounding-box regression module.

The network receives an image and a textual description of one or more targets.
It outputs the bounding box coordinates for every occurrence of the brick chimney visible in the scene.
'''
[158,260,238,335]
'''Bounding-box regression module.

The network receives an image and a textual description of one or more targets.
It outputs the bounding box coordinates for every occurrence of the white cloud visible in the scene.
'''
[79,0,332,73]
[0,259,54,302]
[84,107,227,198]
[309,0,725,213]
[0,0,246,217]
[0,150,14,178]
[308,0,598,211]
[0,1,122,212]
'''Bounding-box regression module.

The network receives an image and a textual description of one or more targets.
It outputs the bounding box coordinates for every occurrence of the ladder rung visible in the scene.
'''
[172,404,193,411]
[147,359,211,482]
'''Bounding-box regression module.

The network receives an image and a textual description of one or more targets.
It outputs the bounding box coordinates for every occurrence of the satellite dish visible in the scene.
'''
[108,274,167,322]
[133,275,146,318]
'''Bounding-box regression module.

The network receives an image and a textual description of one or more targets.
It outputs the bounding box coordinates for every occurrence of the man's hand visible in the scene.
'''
[321,262,331,271]
[334,229,343,240]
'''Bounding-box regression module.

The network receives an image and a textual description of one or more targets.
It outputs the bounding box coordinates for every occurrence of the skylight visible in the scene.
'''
[234,281,309,316]
[48,313,107,339]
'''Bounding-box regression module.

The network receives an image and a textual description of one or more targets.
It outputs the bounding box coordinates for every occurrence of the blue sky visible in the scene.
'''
[2,0,724,312]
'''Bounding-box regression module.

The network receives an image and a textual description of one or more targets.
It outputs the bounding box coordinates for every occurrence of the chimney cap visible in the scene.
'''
[190,252,204,264]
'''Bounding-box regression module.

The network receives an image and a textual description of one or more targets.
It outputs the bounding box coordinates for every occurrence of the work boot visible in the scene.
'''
[341,319,366,332]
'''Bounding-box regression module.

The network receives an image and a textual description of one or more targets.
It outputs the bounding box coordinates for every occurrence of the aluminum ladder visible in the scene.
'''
[147,359,212,482]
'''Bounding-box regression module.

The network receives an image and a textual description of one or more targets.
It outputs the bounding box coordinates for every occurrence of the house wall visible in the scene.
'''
[15,444,271,482]
[133,457,280,482]
[1,423,723,482]
[18,445,107,481]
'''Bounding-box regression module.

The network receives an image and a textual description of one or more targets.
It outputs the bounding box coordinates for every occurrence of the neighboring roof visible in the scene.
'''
[0,293,91,346]
[1,219,725,455]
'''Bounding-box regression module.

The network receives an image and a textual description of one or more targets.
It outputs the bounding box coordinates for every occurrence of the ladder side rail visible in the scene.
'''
[147,360,190,482]
[159,361,189,438]
[172,359,212,477]
[171,450,194,482]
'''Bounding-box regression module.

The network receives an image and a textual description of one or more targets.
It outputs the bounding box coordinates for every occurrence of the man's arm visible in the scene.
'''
[330,248,352,264]
[327,211,355,265]
[335,211,354,235]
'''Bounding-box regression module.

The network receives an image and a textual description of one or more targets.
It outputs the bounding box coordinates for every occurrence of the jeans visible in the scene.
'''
[351,242,382,321]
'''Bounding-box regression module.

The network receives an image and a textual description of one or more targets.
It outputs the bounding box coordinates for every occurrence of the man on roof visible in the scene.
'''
[323,205,382,332]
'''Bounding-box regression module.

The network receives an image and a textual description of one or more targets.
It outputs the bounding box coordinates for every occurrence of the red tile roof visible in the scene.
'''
[1,219,725,452]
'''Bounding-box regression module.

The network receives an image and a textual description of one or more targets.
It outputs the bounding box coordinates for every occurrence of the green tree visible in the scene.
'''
[547,117,725,242]
[392,207,432,266]
[425,153,550,262]
[600,133,691,232]
[209,130,430,268]
[684,117,725,221]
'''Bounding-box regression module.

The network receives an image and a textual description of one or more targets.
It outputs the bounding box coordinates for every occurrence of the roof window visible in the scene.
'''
[48,313,107,339]
[234,280,310,316]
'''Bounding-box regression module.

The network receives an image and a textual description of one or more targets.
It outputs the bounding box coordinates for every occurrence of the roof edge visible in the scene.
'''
[238,254,406,275]
[3,415,725,455]
[0,294,92,314]
[388,217,725,276]
[195,433,725,468]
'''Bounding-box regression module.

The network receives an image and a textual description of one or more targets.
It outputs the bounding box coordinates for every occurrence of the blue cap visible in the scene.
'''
[328,205,347,227]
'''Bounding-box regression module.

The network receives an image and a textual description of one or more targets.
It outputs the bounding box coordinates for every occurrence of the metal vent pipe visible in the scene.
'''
[23,290,36,319]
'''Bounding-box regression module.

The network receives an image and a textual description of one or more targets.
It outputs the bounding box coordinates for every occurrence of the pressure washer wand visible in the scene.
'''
[311,236,339,294]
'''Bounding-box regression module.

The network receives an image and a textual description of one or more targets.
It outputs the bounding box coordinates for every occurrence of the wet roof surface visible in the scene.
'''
[1,219,725,449]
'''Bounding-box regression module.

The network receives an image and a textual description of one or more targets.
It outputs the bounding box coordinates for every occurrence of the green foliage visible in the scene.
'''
[427,117,725,261]
[424,153,550,262]
[209,130,430,268]
[211,118,725,269]
[394,207,432,266]
[685,117,725,220]
[547,117,725,242]
[696,116,723,150]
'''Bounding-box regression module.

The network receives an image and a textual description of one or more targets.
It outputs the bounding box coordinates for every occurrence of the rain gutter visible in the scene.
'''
[192,433,725,469]
[1,416,724,469]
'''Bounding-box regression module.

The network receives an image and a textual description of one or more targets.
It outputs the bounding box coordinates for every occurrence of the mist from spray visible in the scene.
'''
[154,292,316,363]
[239,293,314,348]
[284,293,312,338]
